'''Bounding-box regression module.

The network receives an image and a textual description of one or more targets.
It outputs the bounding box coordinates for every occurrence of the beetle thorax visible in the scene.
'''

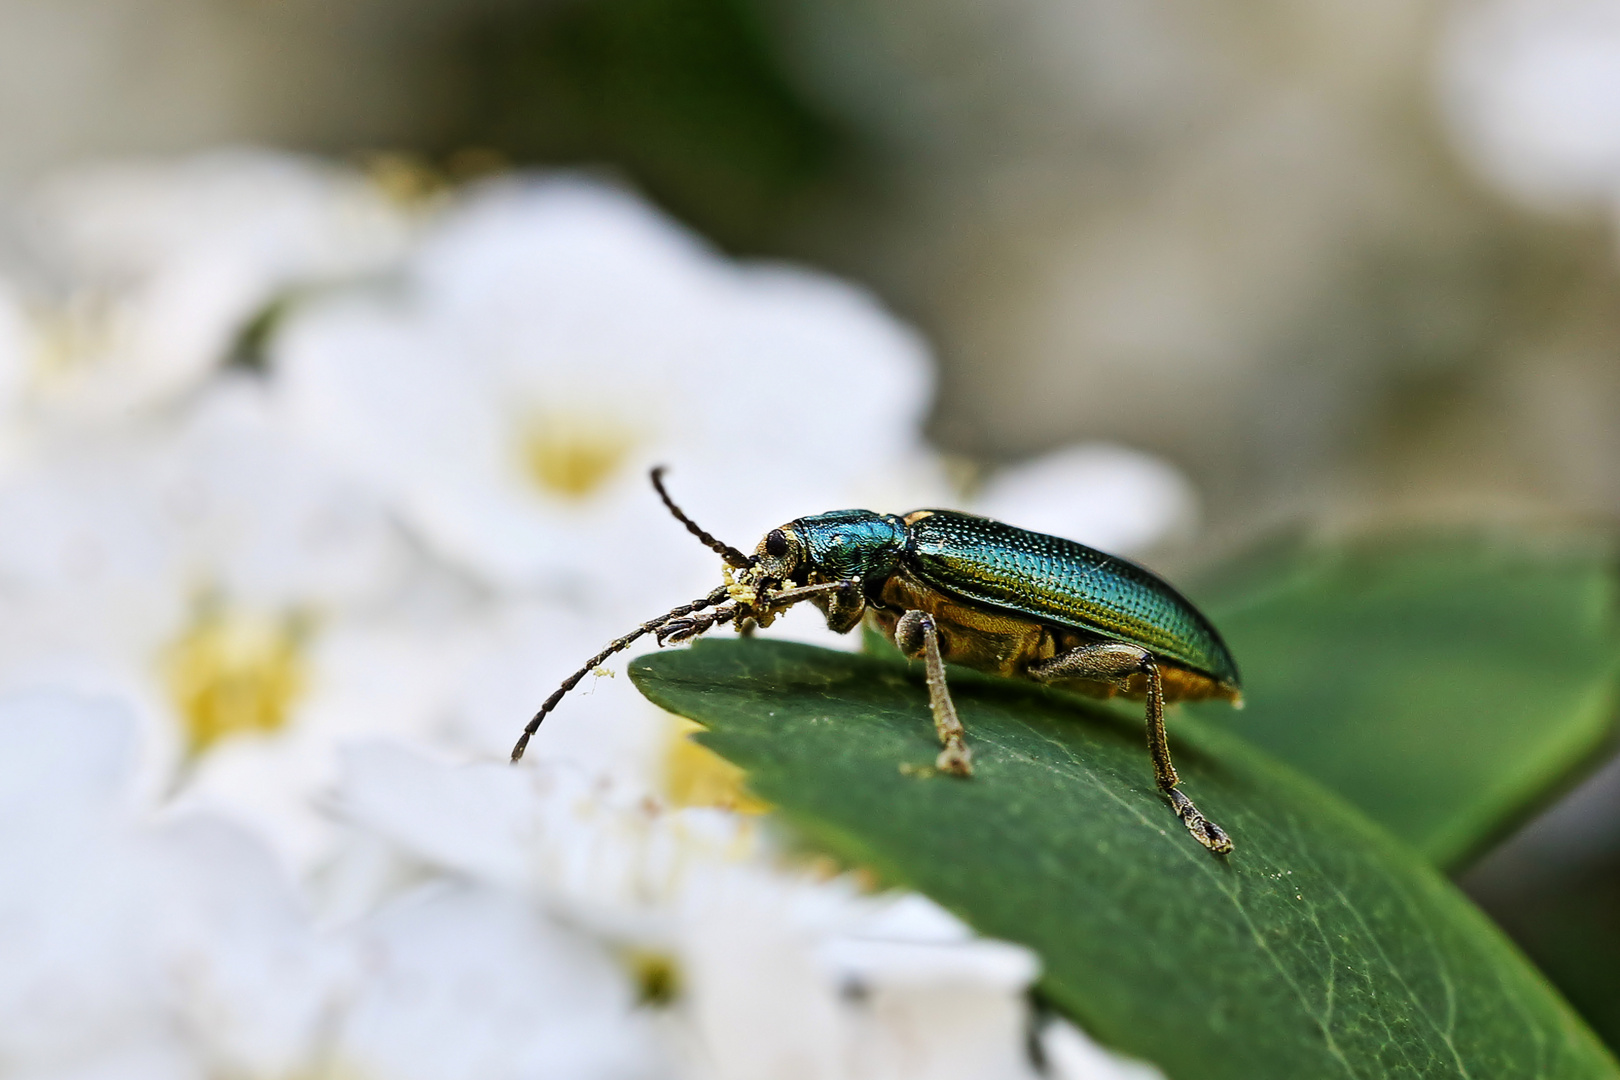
[795,510,907,584]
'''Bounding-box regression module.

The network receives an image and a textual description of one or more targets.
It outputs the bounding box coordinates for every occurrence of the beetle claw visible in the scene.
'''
[1168,788,1232,855]
[657,603,743,646]
[656,618,695,645]
[935,740,973,778]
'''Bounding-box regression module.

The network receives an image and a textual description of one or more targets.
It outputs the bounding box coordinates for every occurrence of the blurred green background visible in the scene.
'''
[6,0,1620,1052]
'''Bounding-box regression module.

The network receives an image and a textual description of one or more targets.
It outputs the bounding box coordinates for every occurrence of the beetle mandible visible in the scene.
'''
[511,467,1242,855]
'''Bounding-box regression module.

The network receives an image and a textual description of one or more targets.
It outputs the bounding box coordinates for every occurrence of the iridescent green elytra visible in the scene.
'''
[880,510,1238,685]
[513,470,1242,855]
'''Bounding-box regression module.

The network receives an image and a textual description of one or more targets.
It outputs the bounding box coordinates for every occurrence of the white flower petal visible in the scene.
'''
[680,903,849,1080]
[275,175,942,603]
[845,983,1039,1080]
[971,443,1197,555]
[0,281,28,414]
[0,690,136,823]
[336,883,660,1080]
[1039,1018,1166,1080]
[0,692,343,1077]
[17,147,417,419]
[1440,0,1620,211]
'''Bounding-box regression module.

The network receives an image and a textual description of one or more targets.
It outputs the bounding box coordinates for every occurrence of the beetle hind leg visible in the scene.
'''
[894,610,973,777]
[1028,643,1232,855]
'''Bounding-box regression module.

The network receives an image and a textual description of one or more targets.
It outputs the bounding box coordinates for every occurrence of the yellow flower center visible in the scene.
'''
[360,150,448,207]
[663,717,768,814]
[622,947,682,1006]
[163,604,308,758]
[519,412,637,500]
[26,294,113,386]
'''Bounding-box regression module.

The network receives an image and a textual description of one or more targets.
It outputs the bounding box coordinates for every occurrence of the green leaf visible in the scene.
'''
[633,638,1617,1080]
[1189,532,1620,868]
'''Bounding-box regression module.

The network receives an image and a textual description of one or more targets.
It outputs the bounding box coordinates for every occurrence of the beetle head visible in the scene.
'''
[748,525,807,588]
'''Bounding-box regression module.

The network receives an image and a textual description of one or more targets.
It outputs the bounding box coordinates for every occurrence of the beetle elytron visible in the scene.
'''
[512,468,1242,854]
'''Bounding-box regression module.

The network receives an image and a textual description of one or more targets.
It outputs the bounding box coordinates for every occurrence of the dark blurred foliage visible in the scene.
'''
[1461,750,1620,1051]
[1475,859,1620,1050]
[456,0,849,253]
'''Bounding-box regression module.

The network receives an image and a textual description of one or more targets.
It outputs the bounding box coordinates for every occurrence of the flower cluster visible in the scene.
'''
[0,149,1187,1079]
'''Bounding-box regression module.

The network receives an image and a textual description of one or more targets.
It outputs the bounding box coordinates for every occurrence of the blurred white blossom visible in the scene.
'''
[7,148,417,423]
[273,176,946,606]
[0,281,31,466]
[1441,0,1620,212]
[971,443,1197,555]
[0,378,409,682]
[335,882,663,1080]
[0,691,346,1080]
[0,377,426,860]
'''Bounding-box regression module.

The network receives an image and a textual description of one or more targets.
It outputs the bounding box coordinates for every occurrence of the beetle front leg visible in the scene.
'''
[657,602,741,645]
[894,610,973,777]
[1028,643,1232,854]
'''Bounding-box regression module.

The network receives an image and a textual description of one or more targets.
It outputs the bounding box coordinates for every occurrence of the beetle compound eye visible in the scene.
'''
[765,529,789,557]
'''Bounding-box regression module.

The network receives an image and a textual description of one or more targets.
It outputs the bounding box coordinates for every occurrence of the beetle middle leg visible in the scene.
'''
[1028,643,1232,854]
[894,610,973,777]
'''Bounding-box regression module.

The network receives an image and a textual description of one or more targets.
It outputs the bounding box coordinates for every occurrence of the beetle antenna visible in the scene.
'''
[650,466,753,569]
[511,585,731,762]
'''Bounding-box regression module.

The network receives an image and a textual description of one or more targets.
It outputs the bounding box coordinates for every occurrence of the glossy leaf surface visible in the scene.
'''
[1189,532,1620,867]
[633,638,1617,1080]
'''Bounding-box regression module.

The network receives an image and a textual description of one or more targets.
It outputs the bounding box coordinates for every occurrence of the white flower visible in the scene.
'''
[0,378,408,665]
[1440,0,1620,211]
[329,743,1161,1080]
[0,689,670,1080]
[0,379,422,862]
[0,690,347,1079]
[970,443,1197,555]
[0,281,33,470]
[335,882,663,1080]
[12,148,417,421]
[1040,1019,1166,1080]
[0,281,27,405]
[274,176,946,609]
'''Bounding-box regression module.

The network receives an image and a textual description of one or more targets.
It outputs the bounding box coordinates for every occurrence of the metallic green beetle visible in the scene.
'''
[512,468,1242,855]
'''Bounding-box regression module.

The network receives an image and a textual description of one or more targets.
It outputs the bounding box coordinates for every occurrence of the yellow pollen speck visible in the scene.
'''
[162,602,308,759]
[519,412,636,500]
[663,716,768,814]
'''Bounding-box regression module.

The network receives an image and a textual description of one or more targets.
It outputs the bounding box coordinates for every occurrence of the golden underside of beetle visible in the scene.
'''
[871,569,1240,705]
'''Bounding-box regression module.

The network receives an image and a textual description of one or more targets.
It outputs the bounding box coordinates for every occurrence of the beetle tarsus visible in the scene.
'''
[936,739,973,777]
[1168,788,1233,855]
[657,603,743,646]
[656,616,701,645]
